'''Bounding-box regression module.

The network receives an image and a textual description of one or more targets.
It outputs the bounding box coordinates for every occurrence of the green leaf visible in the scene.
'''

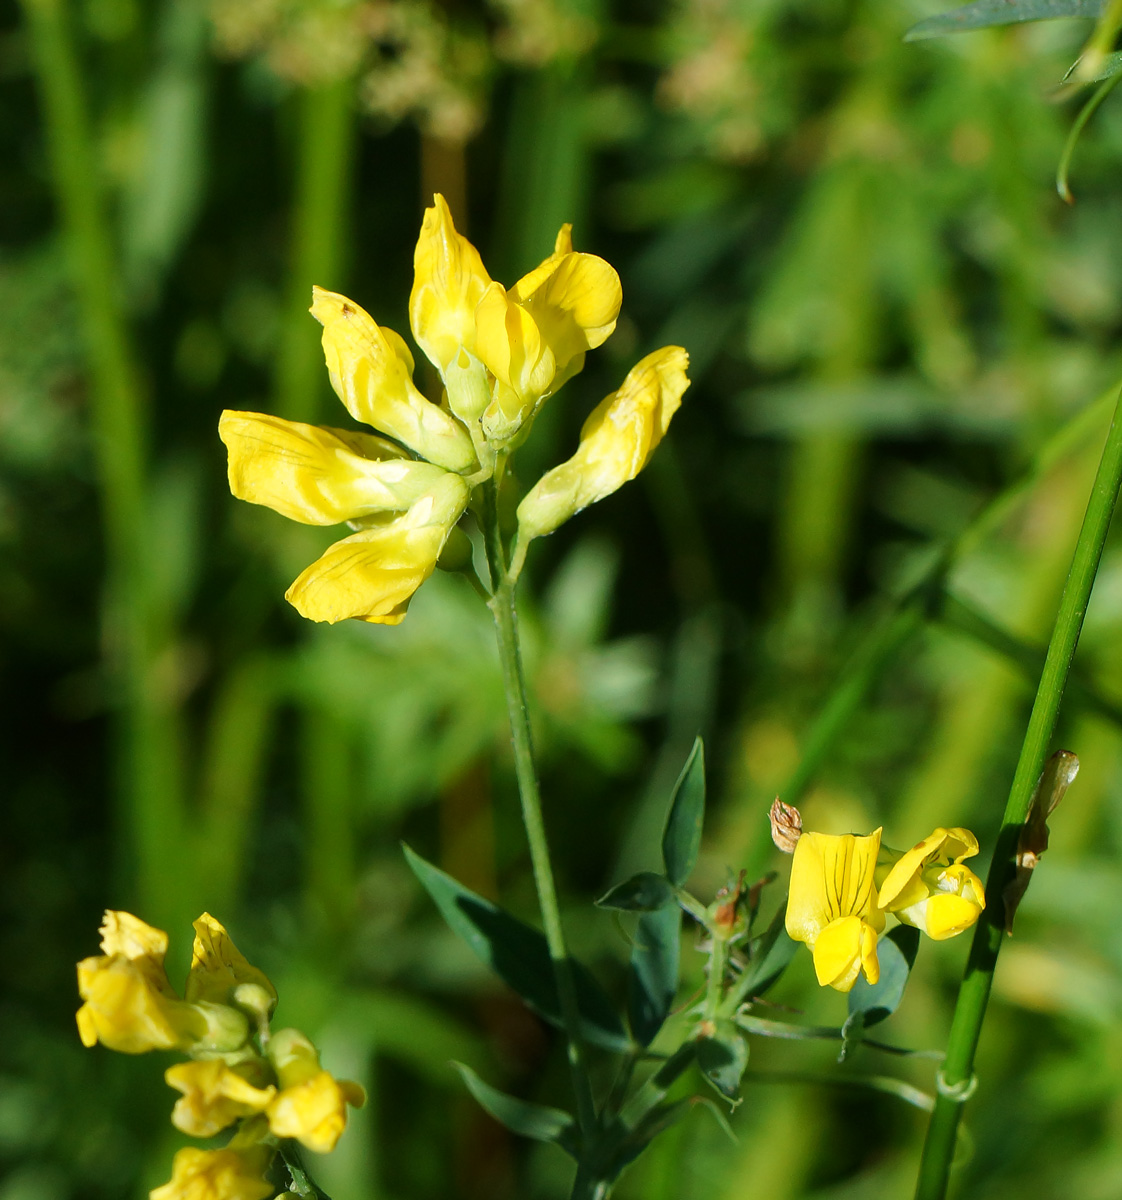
[403,844,630,1052]
[661,737,706,887]
[604,1099,693,1178]
[696,1024,750,1099]
[839,926,920,1061]
[726,905,799,1008]
[454,1063,579,1158]
[597,872,675,911]
[628,904,681,1046]
[906,0,1104,40]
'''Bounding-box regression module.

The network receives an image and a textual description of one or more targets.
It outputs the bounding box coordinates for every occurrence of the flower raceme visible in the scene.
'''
[220,194,689,624]
[783,824,986,992]
[77,912,365,1199]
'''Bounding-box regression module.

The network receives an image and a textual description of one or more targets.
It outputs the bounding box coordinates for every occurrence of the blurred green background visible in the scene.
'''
[3,0,1122,1196]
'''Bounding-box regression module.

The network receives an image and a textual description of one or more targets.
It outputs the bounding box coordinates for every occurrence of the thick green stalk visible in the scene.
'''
[276,78,355,422]
[914,385,1122,1200]
[479,482,598,1136]
[20,0,186,926]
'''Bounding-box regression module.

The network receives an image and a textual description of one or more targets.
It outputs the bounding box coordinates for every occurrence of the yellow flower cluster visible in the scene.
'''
[784,826,986,992]
[77,912,365,1200]
[220,195,689,624]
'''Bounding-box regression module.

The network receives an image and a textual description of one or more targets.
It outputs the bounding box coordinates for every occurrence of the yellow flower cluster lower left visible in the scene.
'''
[77,911,365,1200]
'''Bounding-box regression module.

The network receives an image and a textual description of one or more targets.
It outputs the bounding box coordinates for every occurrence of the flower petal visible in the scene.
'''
[165,1061,276,1138]
[220,411,451,526]
[923,893,985,940]
[878,827,978,911]
[186,913,276,1007]
[474,281,554,407]
[515,346,689,542]
[785,829,884,947]
[515,251,622,368]
[285,475,469,624]
[150,1147,274,1200]
[810,916,880,992]
[409,193,493,371]
[311,286,477,473]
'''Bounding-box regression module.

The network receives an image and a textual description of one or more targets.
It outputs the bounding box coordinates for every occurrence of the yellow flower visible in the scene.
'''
[185,913,277,1010]
[784,830,886,992]
[266,1029,365,1154]
[165,1061,276,1138]
[515,347,690,544]
[76,912,202,1054]
[150,1147,274,1200]
[877,827,986,941]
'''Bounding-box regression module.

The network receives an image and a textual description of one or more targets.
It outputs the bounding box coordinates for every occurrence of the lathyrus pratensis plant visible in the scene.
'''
[79,197,991,1199]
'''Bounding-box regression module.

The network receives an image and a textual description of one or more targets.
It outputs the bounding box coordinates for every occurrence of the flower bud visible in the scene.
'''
[769,799,802,853]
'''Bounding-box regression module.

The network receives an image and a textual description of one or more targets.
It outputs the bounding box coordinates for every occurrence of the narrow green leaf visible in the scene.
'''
[696,1024,750,1099]
[661,737,706,887]
[454,1063,579,1158]
[840,926,920,1060]
[628,904,681,1046]
[725,905,799,1010]
[605,1099,693,1178]
[403,844,630,1051]
[906,0,1103,40]
[597,872,675,911]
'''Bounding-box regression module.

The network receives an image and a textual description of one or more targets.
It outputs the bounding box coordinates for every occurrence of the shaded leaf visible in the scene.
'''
[605,1099,693,1178]
[597,872,675,911]
[628,904,681,1046]
[662,737,706,887]
[454,1063,579,1158]
[840,926,920,1060]
[404,844,630,1051]
[696,1024,749,1099]
[727,905,799,1007]
[906,0,1103,41]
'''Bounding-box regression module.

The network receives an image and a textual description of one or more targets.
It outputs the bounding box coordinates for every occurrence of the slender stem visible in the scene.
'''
[20,0,187,926]
[914,385,1122,1200]
[479,480,597,1135]
[703,936,727,1022]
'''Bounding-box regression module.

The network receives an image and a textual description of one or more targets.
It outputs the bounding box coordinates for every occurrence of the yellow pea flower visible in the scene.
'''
[515,346,690,546]
[266,1029,365,1154]
[877,827,986,941]
[150,1147,274,1200]
[784,830,886,992]
[185,914,277,1012]
[76,912,203,1054]
[165,1061,276,1138]
[283,472,471,624]
[219,413,451,526]
[311,286,478,474]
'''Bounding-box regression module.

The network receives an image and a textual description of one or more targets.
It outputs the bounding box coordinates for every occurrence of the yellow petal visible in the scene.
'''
[810,916,880,992]
[99,911,169,963]
[922,894,985,941]
[285,475,469,625]
[878,827,979,911]
[474,281,554,405]
[311,286,477,473]
[515,346,689,542]
[515,251,622,369]
[165,1061,276,1139]
[75,957,200,1054]
[186,914,276,1007]
[408,193,493,371]
[220,411,451,526]
[150,1147,274,1200]
[785,829,884,948]
[267,1070,364,1154]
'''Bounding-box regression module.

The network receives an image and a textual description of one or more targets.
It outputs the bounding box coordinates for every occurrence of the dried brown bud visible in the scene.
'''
[769,798,802,853]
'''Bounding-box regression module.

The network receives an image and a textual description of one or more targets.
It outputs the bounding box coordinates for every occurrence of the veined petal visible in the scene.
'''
[165,1061,276,1138]
[186,914,276,1007]
[409,193,493,371]
[150,1147,274,1200]
[516,251,622,370]
[474,281,555,404]
[220,412,451,526]
[285,474,470,624]
[516,347,690,542]
[311,287,477,474]
[810,916,880,992]
[878,826,980,911]
[98,911,169,964]
[785,829,885,949]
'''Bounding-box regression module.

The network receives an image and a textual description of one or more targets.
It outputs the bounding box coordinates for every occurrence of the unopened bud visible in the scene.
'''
[770,799,802,853]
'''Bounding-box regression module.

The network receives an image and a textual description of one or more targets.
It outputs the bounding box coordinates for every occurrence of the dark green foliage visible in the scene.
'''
[661,738,706,888]
[627,904,682,1047]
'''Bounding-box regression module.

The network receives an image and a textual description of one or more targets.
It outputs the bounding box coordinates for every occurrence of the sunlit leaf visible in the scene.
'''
[404,844,630,1051]
[662,737,706,887]
[906,0,1103,41]
[454,1063,579,1157]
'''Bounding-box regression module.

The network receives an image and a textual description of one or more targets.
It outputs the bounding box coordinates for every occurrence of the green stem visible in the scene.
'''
[914,385,1122,1200]
[276,77,355,422]
[703,936,728,1022]
[479,481,598,1135]
[20,0,186,926]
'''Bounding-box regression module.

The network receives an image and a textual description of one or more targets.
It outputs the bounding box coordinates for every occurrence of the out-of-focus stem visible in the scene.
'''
[914,385,1122,1200]
[20,0,185,925]
[479,480,598,1137]
[276,78,356,422]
